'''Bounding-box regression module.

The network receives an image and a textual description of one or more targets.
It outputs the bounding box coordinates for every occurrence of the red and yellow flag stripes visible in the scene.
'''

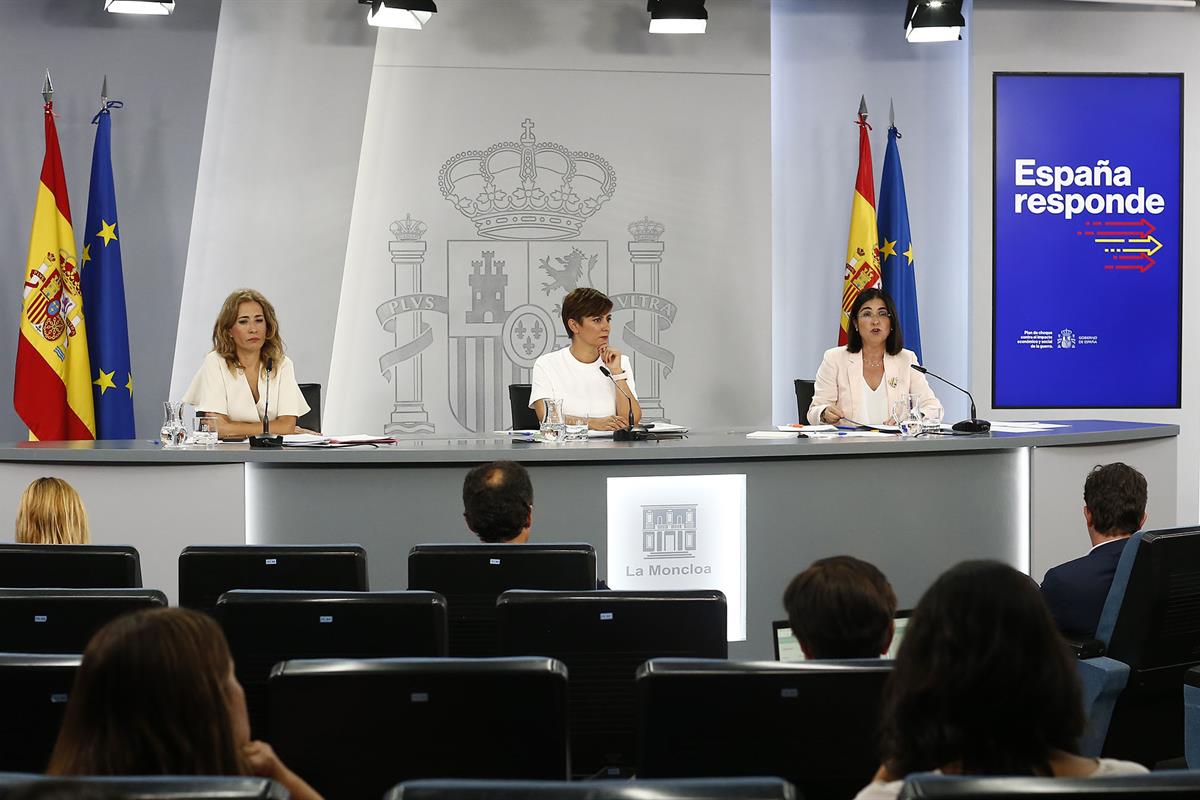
[14,101,95,440]
[838,111,881,345]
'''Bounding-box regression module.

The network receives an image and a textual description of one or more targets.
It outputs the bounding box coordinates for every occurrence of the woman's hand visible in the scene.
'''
[822,404,845,425]
[590,415,628,431]
[293,426,320,435]
[598,345,624,374]
[245,741,325,800]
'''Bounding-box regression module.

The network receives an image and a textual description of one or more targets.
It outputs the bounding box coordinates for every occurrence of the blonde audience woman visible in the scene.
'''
[15,477,89,545]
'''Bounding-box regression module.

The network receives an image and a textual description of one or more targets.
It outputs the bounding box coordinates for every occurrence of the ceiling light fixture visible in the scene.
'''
[359,0,437,30]
[905,0,965,42]
[105,0,175,14]
[648,0,708,34]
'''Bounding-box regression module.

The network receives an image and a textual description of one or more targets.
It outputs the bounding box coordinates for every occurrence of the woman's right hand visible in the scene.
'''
[590,415,628,431]
[245,741,325,800]
[821,404,845,425]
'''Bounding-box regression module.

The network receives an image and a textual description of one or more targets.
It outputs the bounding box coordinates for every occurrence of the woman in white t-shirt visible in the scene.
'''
[182,289,310,440]
[854,561,1146,800]
[529,288,641,431]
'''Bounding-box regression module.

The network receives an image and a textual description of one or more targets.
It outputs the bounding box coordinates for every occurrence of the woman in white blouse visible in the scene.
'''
[807,288,941,427]
[182,289,310,439]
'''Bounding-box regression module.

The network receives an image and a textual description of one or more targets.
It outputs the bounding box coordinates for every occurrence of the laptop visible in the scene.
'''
[773,610,912,661]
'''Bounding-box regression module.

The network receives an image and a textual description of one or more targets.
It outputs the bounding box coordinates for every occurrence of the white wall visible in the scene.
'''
[970,0,1200,524]
[772,0,971,424]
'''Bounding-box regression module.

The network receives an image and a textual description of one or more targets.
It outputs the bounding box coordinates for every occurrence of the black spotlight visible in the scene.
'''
[648,0,708,34]
[905,0,965,43]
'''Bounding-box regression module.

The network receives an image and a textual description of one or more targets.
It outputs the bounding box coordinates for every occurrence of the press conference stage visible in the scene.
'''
[0,420,1173,659]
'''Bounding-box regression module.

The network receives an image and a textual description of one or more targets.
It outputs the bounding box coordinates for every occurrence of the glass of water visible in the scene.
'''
[921,406,945,433]
[564,413,589,442]
[540,398,565,442]
[160,401,186,448]
[194,414,219,448]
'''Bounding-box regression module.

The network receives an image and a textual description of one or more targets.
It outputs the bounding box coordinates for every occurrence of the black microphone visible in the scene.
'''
[600,365,646,442]
[249,357,283,449]
[910,364,991,434]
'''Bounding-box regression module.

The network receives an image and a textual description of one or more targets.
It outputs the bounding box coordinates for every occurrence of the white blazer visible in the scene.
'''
[807,346,943,425]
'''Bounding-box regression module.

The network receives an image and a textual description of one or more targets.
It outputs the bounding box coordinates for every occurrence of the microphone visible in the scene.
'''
[600,365,646,442]
[249,357,283,449]
[910,364,991,434]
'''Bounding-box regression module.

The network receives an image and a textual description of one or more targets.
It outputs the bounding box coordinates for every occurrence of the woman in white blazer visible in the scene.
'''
[807,288,942,426]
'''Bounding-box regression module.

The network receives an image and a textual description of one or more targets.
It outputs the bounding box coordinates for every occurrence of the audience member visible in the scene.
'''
[15,477,89,545]
[856,560,1146,800]
[782,555,896,659]
[46,608,322,800]
[1041,463,1148,638]
[462,460,533,544]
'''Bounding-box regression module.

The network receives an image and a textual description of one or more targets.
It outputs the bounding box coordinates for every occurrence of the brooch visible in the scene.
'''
[889,377,899,388]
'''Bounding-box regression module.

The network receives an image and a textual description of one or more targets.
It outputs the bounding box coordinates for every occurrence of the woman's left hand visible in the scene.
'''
[244,741,286,780]
[599,345,623,374]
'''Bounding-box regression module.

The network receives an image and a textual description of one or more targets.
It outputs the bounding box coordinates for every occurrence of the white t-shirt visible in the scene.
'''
[528,346,638,419]
[852,758,1148,800]
[859,373,890,425]
[182,351,310,424]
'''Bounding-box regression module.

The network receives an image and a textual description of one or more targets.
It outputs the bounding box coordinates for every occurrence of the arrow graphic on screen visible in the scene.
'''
[1078,218,1162,272]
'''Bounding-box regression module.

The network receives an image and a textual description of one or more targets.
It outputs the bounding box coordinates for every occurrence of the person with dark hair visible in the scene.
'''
[855,560,1145,800]
[46,608,322,800]
[528,287,641,431]
[782,556,896,659]
[463,460,534,544]
[1040,463,1149,638]
[807,287,941,426]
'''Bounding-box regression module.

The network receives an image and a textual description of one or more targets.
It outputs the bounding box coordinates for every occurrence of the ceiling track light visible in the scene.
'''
[105,0,174,14]
[648,0,708,34]
[359,0,437,29]
[905,0,965,43]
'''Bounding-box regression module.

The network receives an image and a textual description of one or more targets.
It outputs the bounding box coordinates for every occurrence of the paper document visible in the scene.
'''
[747,430,803,439]
[777,424,837,432]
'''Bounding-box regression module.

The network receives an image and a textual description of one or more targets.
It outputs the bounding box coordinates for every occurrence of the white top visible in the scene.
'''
[182,351,310,424]
[859,372,890,426]
[852,758,1148,800]
[528,346,638,419]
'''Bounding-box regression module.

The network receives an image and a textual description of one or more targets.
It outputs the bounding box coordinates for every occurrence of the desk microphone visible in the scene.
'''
[249,357,284,449]
[910,364,991,433]
[600,365,647,442]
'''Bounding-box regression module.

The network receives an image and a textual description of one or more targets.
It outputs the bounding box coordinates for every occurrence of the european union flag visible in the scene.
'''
[81,100,135,438]
[878,123,923,364]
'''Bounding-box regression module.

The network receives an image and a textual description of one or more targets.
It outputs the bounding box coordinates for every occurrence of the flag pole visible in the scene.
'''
[42,69,53,105]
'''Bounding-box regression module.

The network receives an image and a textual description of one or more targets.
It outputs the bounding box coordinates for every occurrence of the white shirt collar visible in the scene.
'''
[1088,535,1131,554]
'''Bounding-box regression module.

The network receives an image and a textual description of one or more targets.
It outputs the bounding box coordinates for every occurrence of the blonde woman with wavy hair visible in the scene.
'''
[182,289,310,439]
[16,477,90,545]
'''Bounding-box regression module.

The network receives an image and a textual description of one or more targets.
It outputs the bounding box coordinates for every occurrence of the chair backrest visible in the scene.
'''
[385,777,796,800]
[0,654,81,773]
[178,545,367,616]
[268,657,570,800]
[899,772,1200,799]
[407,544,597,657]
[0,774,288,799]
[0,545,141,589]
[498,590,728,778]
[297,383,321,433]
[216,589,448,738]
[508,384,539,430]
[793,379,816,423]
[636,658,891,800]
[0,589,167,653]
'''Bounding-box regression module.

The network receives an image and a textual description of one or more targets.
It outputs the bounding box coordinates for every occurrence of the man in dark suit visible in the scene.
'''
[1040,462,1148,638]
[462,460,533,544]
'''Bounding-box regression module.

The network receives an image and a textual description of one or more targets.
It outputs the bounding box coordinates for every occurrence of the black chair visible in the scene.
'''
[0,589,167,653]
[298,383,321,433]
[408,544,596,657]
[794,379,816,423]
[0,774,288,799]
[268,657,570,800]
[899,772,1200,799]
[178,545,367,617]
[637,658,891,800]
[499,590,728,778]
[508,384,539,430]
[216,589,448,738]
[385,777,797,800]
[0,545,141,589]
[0,654,81,773]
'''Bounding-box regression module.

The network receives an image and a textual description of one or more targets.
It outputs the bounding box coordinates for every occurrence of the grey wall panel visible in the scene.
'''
[0,0,221,441]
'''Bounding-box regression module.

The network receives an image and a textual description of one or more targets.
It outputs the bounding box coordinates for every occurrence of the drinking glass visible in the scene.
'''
[894,394,921,436]
[194,414,219,448]
[540,398,565,442]
[564,413,590,442]
[921,406,945,433]
[160,401,186,448]
[891,395,913,427]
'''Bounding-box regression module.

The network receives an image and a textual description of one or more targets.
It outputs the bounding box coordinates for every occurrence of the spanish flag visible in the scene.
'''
[838,96,881,345]
[14,78,96,441]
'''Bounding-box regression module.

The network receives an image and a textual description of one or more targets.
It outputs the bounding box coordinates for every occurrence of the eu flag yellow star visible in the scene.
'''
[903,243,915,265]
[125,372,134,397]
[93,369,117,396]
[81,244,92,266]
[97,220,118,247]
[880,240,898,261]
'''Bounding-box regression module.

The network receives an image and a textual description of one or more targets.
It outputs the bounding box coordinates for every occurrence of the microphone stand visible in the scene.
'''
[910,365,991,433]
[249,358,283,449]
[600,366,649,442]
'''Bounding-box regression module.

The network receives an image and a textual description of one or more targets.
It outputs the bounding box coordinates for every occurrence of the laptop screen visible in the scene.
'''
[773,610,911,661]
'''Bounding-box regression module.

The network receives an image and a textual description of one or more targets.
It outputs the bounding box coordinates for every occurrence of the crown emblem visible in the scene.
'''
[628,217,665,242]
[390,214,428,241]
[438,119,617,241]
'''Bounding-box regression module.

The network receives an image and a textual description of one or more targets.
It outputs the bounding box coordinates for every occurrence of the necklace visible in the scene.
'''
[864,358,883,368]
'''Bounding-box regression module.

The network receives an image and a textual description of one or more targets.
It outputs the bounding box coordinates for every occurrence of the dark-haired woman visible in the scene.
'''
[807,288,941,426]
[854,560,1145,800]
[47,608,323,800]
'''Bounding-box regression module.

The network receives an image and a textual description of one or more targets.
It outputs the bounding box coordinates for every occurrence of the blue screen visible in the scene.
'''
[993,74,1181,408]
